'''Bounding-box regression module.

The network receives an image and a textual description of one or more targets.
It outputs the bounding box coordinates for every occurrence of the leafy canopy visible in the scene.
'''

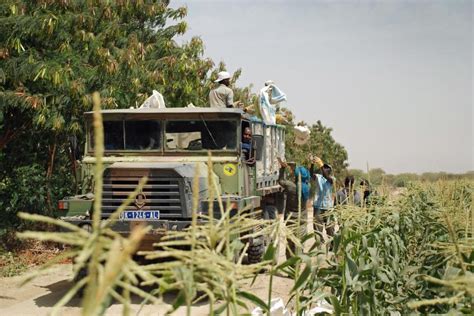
[0,0,215,149]
[0,0,220,227]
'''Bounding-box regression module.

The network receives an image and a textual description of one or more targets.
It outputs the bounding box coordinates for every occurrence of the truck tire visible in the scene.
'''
[74,266,121,303]
[74,267,88,298]
[246,236,265,264]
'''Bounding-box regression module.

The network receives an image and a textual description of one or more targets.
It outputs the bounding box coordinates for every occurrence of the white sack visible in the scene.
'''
[302,299,334,315]
[251,298,290,316]
[259,85,276,125]
[139,90,166,109]
[294,125,311,145]
[258,83,287,125]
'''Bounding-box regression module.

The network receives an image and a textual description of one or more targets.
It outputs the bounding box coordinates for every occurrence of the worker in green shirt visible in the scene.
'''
[277,158,310,258]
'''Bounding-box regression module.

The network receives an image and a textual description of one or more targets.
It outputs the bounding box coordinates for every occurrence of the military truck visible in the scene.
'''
[58,107,286,263]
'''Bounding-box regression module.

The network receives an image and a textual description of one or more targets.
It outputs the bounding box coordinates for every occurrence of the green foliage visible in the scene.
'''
[0,249,28,277]
[0,0,215,141]
[349,168,474,187]
[311,181,473,314]
[0,163,47,218]
[0,128,74,229]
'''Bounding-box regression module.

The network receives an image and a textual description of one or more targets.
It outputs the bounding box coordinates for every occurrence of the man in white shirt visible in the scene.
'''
[209,71,234,108]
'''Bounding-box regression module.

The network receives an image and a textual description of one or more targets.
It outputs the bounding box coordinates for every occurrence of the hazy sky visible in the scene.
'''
[172,0,472,174]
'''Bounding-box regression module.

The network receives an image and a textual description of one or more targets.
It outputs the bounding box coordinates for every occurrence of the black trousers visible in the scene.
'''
[313,208,334,238]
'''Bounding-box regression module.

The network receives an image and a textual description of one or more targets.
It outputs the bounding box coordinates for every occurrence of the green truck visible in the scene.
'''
[58,107,286,263]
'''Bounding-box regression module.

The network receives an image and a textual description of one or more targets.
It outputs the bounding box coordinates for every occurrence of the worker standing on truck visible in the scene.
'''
[311,156,336,239]
[209,71,234,108]
[277,158,311,258]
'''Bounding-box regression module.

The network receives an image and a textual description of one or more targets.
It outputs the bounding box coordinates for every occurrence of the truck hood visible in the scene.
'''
[107,162,219,189]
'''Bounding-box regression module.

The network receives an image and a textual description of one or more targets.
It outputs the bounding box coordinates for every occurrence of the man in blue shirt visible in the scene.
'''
[311,156,335,238]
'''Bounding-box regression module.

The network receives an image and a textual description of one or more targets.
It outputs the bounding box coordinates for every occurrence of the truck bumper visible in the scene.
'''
[62,218,194,251]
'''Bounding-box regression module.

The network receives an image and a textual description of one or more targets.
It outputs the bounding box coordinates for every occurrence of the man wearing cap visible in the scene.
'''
[311,156,336,238]
[209,71,234,108]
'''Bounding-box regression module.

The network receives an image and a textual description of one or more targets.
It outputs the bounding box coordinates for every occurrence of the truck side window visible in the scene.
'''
[125,121,161,150]
[165,120,237,151]
[103,121,124,150]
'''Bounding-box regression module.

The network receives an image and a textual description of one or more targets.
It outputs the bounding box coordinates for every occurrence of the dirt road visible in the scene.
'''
[0,261,298,316]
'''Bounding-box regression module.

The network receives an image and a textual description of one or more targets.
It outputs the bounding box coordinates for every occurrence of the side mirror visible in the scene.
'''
[252,135,264,161]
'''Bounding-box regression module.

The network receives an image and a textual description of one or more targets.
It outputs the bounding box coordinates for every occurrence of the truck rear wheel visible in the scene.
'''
[246,236,265,264]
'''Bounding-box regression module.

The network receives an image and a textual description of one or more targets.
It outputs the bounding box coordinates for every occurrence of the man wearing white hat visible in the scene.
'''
[209,71,234,108]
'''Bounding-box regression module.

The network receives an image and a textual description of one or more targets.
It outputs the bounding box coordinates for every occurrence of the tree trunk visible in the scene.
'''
[68,143,79,193]
[46,141,57,179]
[45,137,58,212]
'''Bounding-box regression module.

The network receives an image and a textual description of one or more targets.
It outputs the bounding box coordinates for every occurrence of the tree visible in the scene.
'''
[347,169,366,181]
[1,1,216,147]
[366,168,386,186]
[0,0,217,226]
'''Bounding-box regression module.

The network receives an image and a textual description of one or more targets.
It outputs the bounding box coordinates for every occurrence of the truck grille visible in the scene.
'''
[101,169,184,218]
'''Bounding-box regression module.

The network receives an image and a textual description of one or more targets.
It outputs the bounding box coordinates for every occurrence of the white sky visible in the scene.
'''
[172,0,473,174]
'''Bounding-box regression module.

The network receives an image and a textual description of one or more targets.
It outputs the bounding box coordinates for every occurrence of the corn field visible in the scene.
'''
[17,101,473,315]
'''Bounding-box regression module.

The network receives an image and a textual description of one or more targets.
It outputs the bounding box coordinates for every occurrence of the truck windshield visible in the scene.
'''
[165,120,237,151]
[96,120,161,150]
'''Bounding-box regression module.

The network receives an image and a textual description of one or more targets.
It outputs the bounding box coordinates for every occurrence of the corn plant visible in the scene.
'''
[17,93,161,316]
[138,175,275,315]
[303,181,473,315]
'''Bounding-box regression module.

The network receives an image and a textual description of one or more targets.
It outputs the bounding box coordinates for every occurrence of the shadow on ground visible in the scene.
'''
[33,278,211,311]
[34,279,82,307]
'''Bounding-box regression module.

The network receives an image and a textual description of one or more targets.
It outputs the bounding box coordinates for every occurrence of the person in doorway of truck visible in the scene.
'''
[336,175,361,206]
[277,158,310,258]
[311,156,336,239]
[241,127,255,165]
[209,71,234,108]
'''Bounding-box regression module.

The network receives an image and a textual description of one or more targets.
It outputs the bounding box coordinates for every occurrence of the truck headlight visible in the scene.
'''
[58,200,69,210]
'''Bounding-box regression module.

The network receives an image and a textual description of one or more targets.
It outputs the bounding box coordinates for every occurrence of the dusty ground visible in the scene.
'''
[0,265,299,315]
[0,247,297,316]
[0,211,325,316]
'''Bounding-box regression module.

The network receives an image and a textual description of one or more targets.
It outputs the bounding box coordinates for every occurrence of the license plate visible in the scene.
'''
[120,211,160,220]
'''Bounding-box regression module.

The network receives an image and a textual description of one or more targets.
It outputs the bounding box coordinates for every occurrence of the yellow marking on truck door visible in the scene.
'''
[223,163,237,176]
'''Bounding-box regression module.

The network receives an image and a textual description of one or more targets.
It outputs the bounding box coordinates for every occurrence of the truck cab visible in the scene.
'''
[58,107,286,261]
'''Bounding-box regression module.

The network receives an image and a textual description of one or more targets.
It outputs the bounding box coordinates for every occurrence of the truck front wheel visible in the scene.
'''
[73,266,88,298]
[246,236,265,264]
